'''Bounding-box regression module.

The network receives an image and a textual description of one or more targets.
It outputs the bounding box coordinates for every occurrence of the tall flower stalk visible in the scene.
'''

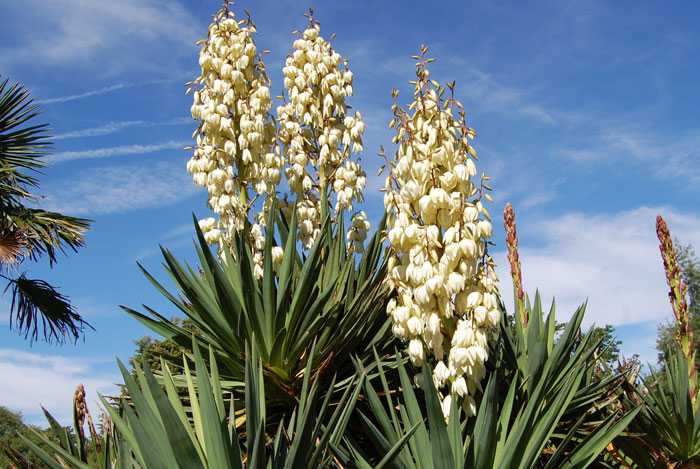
[656,214,696,402]
[277,12,367,248]
[383,45,499,418]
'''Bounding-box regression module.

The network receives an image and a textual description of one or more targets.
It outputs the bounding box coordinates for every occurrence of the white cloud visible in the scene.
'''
[53,117,191,140]
[1,0,201,74]
[48,141,189,164]
[0,349,118,426]
[42,161,199,215]
[496,206,700,328]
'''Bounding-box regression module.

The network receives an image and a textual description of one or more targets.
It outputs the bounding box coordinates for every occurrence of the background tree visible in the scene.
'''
[590,324,623,367]
[0,77,91,343]
[657,241,700,365]
[0,405,55,468]
[128,317,196,373]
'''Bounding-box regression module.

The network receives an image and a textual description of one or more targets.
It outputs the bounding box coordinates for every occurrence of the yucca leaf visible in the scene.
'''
[193,343,232,468]
[421,363,456,469]
[470,374,497,469]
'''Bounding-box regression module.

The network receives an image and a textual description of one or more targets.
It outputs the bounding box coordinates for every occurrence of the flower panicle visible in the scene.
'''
[188,1,280,253]
[277,15,366,249]
[384,46,499,419]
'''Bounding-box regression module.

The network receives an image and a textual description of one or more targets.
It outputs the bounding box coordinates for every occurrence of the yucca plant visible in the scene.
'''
[23,340,402,468]
[125,207,394,426]
[14,388,120,468]
[499,204,637,465]
[608,215,700,467]
[612,350,700,467]
[342,338,638,468]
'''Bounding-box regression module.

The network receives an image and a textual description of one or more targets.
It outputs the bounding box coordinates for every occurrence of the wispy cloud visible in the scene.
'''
[0,348,118,426]
[453,66,557,125]
[41,161,198,215]
[519,190,557,209]
[134,223,196,261]
[53,117,191,140]
[37,83,132,105]
[48,141,188,164]
[36,79,186,105]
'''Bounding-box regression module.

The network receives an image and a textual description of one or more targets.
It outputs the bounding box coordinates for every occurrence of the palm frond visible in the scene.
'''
[0,229,25,265]
[0,205,90,265]
[5,274,93,343]
[0,76,50,196]
[0,77,91,268]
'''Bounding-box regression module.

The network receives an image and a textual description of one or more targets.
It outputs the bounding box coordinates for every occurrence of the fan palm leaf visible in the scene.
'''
[0,76,92,343]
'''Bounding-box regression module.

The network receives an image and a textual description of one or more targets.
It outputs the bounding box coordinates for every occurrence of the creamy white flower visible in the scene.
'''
[408,339,424,366]
[384,49,500,410]
[278,19,366,248]
[271,246,284,266]
[433,360,450,388]
[347,211,371,254]
[451,376,469,397]
[441,394,452,421]
[189,5,280,260]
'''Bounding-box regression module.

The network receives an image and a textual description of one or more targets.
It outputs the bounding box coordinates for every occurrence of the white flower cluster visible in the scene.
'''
[347,211,371,254]
[277,20,367,249]
[333,161,367,212]
[247,222,284,278]
[384,50,500,418]
[187,5,281,247]
[198,217,221,244]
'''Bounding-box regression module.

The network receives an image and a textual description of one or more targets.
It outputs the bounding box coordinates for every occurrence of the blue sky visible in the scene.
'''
[1,0,699,424]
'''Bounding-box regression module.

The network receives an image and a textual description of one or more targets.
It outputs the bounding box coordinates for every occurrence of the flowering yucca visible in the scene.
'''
[187,3,281,267]
[383,46,499,418]
[188,6,370,265]
[277,14,367,248]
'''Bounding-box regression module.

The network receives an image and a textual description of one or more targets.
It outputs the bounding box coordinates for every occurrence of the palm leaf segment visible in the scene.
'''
[0,77,91,343]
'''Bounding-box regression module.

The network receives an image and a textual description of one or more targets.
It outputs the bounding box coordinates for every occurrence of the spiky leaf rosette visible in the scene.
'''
[342,305,638,468]
[24,340,409,468]
[124,208,395,429]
